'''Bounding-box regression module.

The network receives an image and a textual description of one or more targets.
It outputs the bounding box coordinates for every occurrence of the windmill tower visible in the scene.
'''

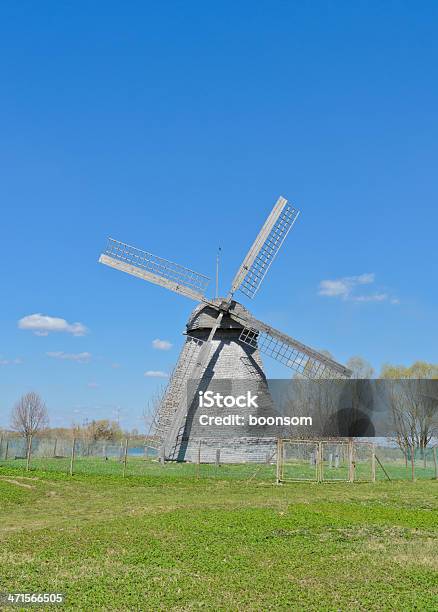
[99,196,351,461]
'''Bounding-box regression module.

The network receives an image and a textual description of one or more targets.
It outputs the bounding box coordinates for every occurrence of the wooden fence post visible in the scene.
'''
[433,447,437,480]
[122,438,129,477]
[215,448,221,468]
[69,438,76,476]
[371,445,376,483]
[5,438,9,460]
[196,441,201,479]
[317,442,323,482]
[53,438,58,458]
[410,444,415,481]
[375,454,391,481]
[348,440,354,483]
[26,434,32,472]
[276,438,282,484]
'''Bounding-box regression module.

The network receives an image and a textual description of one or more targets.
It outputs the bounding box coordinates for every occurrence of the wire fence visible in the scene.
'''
[278,439,437,483]
[0,435,437,482]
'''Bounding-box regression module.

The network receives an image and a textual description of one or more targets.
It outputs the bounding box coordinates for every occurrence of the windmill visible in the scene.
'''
[99,196,351,461]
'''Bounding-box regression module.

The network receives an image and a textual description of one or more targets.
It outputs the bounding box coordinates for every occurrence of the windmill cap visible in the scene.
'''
[187,299,250,332]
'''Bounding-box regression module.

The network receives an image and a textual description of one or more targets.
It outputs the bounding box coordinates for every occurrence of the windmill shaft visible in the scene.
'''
[215,251,219,298]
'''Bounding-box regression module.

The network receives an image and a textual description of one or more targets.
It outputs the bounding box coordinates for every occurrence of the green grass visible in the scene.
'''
[1,454,434,482]
[0,465,437,610]
[0,457,279,480]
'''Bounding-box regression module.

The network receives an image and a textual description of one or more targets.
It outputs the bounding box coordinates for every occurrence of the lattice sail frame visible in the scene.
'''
[239,204,300,299]
[239,325,350,379]
[230,197,300,299]
[100,238,210,301]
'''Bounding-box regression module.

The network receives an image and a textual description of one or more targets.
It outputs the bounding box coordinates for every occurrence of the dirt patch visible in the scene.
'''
[2,478,35,489]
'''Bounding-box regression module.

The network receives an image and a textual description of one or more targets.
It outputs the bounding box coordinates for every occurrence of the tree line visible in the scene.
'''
[3,357,437,455]
[4,392,140,444]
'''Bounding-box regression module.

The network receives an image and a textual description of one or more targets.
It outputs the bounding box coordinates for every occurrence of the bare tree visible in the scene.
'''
[381,362,438,458]
[143,385,165,439]
[346,356,374,379]
[11,392,49,442]
[282,378,345,439]
[86,419,122,442]
[289,355,376,444]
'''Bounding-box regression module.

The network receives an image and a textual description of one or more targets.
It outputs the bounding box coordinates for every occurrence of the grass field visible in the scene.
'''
[0,464,437,610]
[1,454,435,482]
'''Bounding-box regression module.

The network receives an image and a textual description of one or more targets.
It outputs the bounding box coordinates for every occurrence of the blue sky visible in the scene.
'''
[1,1,437,431]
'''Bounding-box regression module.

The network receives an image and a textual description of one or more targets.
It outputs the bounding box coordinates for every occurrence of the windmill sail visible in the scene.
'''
[232,312,351,379]
[230,196,300,299]
[99,238,210,302]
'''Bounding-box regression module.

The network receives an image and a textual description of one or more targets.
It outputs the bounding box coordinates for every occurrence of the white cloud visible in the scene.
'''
[46,351,92,363]
[152,338,172,351]
[318,273,398,304]
[318,273,374,298]
[350,293,388,302]
[144,370,169,378]
[87,381,99,388]
[318,279,350,298]
[0,357,22,366]
[18,314,88,336]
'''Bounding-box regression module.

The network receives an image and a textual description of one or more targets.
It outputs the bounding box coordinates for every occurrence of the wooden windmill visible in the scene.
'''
[99,196,351,461]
